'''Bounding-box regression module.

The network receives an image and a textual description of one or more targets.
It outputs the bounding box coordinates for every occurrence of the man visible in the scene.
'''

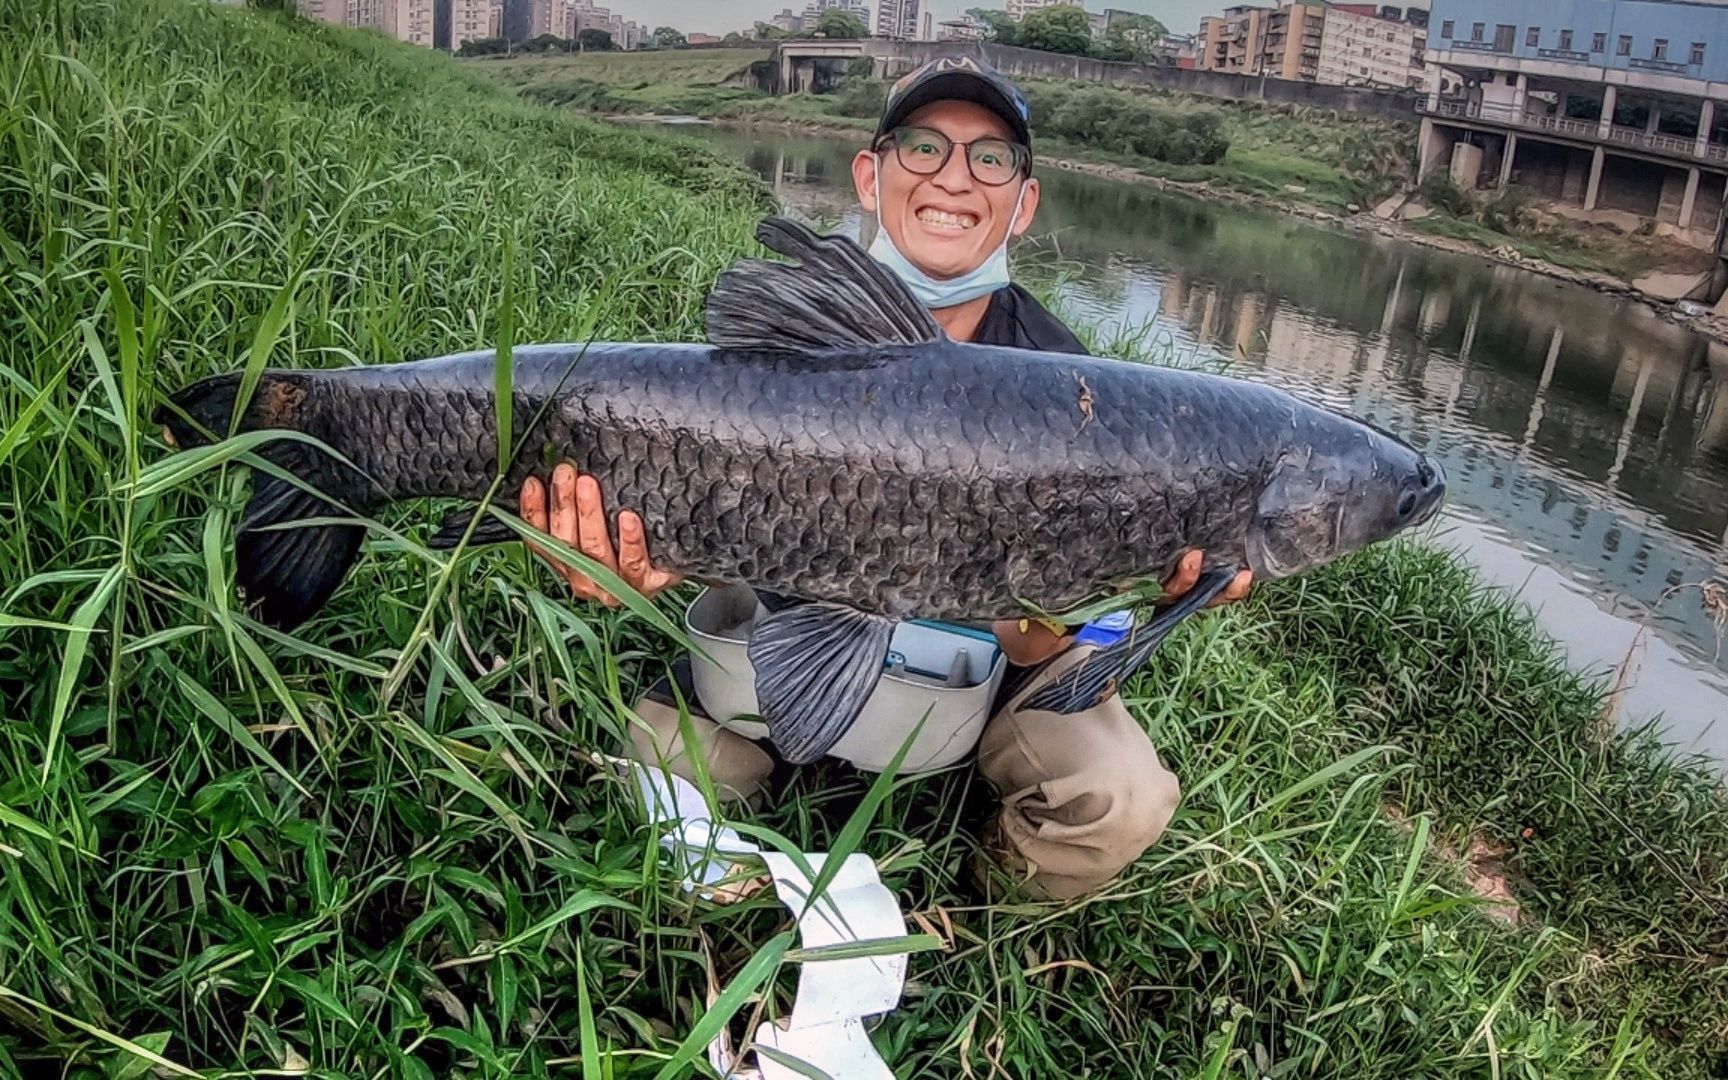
[519,58,1251,900]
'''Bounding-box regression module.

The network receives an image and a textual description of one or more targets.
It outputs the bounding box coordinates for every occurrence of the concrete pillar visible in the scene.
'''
[1450,140,1485,189]
[1513,73,1528,119]
[1426,63,1442,111]
[1699,99,1716,158]
[1598,84,1617,138]
[1584,145,1605,210]
[1646,102,1661,134]
[1498,133,1518,188]
[1418,117,1441,179]
[1681,166,1701,229]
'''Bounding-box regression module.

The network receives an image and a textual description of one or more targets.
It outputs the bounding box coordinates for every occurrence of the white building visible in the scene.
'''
[294,0,348,25]
[449,0,491,49]
[1005,0,1064,22]
[393,0,435,46]
[876,0,920,40]
[1316,5,1425,89]
[937,15,985,40]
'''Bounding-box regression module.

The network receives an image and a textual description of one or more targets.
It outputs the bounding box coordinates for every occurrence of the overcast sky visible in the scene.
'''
[631,1,1255,38]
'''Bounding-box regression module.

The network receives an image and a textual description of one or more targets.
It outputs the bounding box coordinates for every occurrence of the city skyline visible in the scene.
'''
[612,0,1273,36]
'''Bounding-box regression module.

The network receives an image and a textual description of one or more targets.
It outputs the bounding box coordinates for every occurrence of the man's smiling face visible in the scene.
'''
[853,99,1039,281]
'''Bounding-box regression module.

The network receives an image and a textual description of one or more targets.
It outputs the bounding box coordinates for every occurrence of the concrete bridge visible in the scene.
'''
[774,40,868,95]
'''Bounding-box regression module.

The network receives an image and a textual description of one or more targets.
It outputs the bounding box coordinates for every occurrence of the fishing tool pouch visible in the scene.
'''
[684,584,1008,774]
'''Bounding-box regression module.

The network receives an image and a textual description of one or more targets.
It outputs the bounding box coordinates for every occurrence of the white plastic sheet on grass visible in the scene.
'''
[627,764,907,1080]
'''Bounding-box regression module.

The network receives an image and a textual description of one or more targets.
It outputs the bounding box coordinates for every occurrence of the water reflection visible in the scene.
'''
[688,125,1728,764]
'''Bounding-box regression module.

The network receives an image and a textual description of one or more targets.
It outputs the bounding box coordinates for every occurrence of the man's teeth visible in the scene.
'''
[917,209,977,230]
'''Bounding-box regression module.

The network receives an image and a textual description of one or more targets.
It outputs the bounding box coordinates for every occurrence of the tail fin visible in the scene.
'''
[155,371,367,631]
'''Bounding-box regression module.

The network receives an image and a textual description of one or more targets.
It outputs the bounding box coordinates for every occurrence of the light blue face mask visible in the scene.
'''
[867,155,1027,311]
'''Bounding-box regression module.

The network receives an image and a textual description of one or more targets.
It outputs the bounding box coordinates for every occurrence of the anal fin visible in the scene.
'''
[236,475,365,630]
[428,507,519,549]
[746,602,896,765]
[1023,569,1237,715]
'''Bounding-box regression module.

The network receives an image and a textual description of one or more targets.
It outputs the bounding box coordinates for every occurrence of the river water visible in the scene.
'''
[671,124,1728,768]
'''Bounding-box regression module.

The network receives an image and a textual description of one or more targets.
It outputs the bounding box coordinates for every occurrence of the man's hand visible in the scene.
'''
[1162,549,1254,611]
[992,549,1253,667]
[520,462,682,607]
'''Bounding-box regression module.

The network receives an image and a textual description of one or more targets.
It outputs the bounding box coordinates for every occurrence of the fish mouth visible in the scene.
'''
[1407,456,1446,527]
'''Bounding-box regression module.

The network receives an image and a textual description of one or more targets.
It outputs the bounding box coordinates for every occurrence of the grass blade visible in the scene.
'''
[495,234,516,476]
[42,563,122,782]
[650,930,794,1080]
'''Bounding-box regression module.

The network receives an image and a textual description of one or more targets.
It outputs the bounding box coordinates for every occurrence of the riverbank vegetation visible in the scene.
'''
[490,53,1417,210]
[1400,173,1710,282]
[5,2,1728,1076]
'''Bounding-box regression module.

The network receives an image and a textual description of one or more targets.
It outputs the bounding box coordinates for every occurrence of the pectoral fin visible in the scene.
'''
[747,602,896,765]
[1023,569,1238,715]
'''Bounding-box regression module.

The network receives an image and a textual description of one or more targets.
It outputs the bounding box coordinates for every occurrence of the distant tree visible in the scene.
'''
[815,9,868,38]
[1094,12,1166,63]
[456,35,510,56]
[651,26,687,47]
[577,28,616,51]
[966,8,1017,46]
[722,31,749,45]
[1017,4,1092,55]
[754,21,790,40]
[520,32,566,53]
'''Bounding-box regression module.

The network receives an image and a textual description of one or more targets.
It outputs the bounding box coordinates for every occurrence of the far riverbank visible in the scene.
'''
[645,109,1728,345]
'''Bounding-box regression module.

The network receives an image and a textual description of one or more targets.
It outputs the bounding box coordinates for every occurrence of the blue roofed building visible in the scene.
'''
[1419,0,1728,253]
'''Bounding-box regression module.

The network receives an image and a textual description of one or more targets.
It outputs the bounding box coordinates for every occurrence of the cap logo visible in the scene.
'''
[885,54,1031,127]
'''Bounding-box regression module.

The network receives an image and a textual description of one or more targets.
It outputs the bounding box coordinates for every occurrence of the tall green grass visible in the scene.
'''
[2,2,1726,1077]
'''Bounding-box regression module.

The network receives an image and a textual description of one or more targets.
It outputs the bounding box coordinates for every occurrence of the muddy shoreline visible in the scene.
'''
[628,112,1728,347]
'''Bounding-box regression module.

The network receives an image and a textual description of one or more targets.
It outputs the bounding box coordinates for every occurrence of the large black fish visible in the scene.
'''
[157,217,1445,763]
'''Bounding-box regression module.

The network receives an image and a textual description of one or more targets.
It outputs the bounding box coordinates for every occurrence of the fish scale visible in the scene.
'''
[158,216,1444,764]
[291,341,1296,620]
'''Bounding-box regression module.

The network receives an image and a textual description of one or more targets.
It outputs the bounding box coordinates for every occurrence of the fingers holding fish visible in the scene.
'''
[520,472,555,571]
[561,466,621,606]
[1162,549,1203,603]
[618,509,684,598]
[522,471,601,604]
[524,464,680,607]
[520,463,618,607]
[1163,549,1252,609]
[1214,569,1253,608]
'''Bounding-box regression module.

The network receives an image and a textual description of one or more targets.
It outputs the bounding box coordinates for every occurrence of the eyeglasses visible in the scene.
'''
[876,126,1030,187]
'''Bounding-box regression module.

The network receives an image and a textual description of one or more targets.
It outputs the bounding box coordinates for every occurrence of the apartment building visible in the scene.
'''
[1316,4,1424,89]
[566,3,643,48]
[803,0,871,27]
[1005,0,1060,21]
[392,0,434,46]
[448,0,490,50]
[876,0,921,40]
[1197,3,1321,81]
[296,0,349,25]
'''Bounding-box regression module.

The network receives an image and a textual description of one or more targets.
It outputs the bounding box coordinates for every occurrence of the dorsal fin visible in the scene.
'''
[705,216,944,351]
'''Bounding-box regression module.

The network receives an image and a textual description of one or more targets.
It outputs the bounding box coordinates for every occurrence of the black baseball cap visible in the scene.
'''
[875,56,1033,151]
